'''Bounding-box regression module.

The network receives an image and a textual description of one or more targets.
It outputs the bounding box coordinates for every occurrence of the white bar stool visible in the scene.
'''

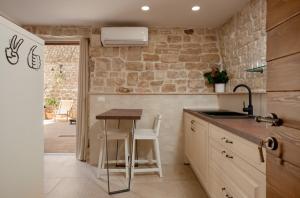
[97,128,129,178]
[132,114,163,177]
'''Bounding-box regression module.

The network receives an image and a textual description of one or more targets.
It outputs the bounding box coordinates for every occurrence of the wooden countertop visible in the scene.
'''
[184,109,272,145]
[96,109,143,120]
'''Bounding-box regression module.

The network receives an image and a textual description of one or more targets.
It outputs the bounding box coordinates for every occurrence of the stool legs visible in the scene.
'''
[97,138,129,179]
[154,139,163,177]
[131,138,136,178]
[131,138,163,178]
[97,138,105,178]
[124,138,129,179]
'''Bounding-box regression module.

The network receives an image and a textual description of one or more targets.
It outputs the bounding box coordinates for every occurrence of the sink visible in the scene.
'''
[195,110,253,119]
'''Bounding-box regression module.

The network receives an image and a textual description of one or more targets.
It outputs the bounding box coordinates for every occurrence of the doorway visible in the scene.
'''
[43,43,80,153]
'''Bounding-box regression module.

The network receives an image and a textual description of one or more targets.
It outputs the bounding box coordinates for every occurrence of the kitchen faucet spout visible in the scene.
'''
[233,84,253,116]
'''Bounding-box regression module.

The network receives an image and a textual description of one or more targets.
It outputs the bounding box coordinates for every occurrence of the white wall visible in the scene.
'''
[0,16,44,198]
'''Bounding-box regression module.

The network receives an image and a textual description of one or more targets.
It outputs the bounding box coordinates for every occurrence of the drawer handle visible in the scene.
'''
[191,120,195,124]
[191,128,195,132]
[221,137,233,144]
[221,187,233,198]
[225,139,233,144]
[221,150,233,159]
[226,154,234,159]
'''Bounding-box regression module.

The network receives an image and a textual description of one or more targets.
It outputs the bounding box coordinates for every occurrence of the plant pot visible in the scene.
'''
[44,107,55,120]
[214,83,225,93]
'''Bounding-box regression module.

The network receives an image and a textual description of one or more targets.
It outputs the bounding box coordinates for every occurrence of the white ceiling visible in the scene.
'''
[0,0,249,28]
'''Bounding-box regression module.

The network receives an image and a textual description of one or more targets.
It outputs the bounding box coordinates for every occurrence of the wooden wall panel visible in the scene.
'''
[267,1,300,197]
[267,53,300,91]
[267,92,300,129]
[267,0,300,30]
[267,154,300,198]
[267,14,300,61]
[267,126,300,166]
[266,184,284,198]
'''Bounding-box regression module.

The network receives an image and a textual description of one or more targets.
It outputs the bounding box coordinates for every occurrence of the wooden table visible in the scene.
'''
[96,109,143,195]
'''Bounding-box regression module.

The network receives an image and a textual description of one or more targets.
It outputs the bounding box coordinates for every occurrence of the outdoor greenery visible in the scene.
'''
[45,98,59,108]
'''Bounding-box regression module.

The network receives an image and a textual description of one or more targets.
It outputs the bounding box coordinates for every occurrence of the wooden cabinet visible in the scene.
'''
[265,126,300,198]
[184,113,209,191]
[209,125,266,173]
[267,0,300,30]
[267,53,300,92]
[209,124,266,198]
[184,112,266,198]
[267,1,300,197]
[210,137,266,198]
[267,14,300,61]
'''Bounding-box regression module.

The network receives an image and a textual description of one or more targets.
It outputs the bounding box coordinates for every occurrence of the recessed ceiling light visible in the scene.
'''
[141,5,150,11]
[192,5,200,11]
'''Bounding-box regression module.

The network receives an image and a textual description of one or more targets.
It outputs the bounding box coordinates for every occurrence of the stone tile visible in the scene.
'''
[161,84,176,92]
[44,155,208,198]
[126,62,144,71]
[143,54,160,62]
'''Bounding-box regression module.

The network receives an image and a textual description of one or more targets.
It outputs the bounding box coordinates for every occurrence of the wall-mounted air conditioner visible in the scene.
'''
[101,27,148,47]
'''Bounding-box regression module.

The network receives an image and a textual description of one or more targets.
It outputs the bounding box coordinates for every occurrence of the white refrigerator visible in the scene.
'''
[0,16,44,198]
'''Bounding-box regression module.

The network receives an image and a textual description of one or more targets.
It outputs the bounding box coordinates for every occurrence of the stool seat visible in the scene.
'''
[134,129,157,139]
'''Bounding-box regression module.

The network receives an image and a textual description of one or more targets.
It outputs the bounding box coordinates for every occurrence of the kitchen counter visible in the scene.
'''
[184,109,272,145]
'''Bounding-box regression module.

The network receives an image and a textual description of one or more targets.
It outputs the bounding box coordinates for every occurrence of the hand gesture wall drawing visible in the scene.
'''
[27,45,41,70]
[5,35,24,65]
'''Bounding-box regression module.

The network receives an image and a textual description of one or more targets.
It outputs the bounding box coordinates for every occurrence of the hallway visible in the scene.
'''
[44,121,76,153]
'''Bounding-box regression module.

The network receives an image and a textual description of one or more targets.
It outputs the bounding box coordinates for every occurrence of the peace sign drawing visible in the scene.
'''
[5,35,24,65]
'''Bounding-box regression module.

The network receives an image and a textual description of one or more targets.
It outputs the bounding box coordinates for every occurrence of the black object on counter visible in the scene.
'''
[255,113,283,126]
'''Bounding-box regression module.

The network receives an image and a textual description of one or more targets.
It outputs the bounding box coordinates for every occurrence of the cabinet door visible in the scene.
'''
[210,139,266,198]
[184,113,194,161]
[183,113,209,191]
[266,127,300,198]
[193,122,208,187]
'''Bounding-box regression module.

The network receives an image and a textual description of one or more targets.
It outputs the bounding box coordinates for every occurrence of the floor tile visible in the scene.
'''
[44,154,208,198]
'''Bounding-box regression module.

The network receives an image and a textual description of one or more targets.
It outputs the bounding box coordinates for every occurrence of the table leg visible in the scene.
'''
[104,119,111,193]
[105,119,136,195]
[128,119,136,190]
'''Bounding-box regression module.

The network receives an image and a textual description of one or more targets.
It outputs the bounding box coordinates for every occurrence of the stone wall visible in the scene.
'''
[24,26,222,94]
[89,27,222,94]
[218,0,267,92]
[24,0,268,95]
[44,45,79,115]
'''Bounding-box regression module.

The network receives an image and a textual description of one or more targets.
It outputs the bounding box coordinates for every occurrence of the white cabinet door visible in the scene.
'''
[184,113,209,191]
[192,119,209,190]
[209,125,266,198]
[184,113,194,162]
[0,16,44,198]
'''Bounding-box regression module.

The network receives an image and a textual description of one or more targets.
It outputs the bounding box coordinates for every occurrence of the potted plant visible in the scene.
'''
[44,98,59,120]
[204,67,229,93]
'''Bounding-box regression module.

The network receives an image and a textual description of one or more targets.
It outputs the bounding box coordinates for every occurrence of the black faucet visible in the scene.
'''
[233,84,253,116]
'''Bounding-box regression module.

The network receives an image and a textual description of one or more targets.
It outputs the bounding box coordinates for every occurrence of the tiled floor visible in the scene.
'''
[44,154,208,198]
[44,120,76,153]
